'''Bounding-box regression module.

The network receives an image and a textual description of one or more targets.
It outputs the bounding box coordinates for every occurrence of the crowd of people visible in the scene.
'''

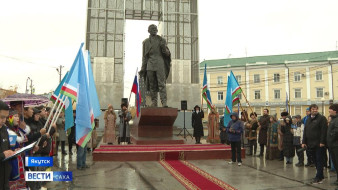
[220,103,338,185]
[0,99,92,190]
[191,102,338,185]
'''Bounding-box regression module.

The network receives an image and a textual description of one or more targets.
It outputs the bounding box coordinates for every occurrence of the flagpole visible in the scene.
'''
[128,67,139,107]
[241,91,255,118]
[35,94,65,149]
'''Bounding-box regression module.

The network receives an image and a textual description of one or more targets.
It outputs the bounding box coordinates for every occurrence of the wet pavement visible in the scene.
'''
[43,131,338,190]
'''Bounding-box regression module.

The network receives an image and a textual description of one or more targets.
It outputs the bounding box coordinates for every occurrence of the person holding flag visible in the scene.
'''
[59,43,101,169]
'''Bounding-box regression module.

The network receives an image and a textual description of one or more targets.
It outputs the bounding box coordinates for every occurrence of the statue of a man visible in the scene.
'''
[139,24,171,107]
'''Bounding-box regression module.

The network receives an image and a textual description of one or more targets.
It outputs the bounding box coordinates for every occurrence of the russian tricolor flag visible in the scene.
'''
[131,74,141,117]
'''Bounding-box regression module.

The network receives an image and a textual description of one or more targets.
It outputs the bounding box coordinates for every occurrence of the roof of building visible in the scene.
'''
[200,50,338,69]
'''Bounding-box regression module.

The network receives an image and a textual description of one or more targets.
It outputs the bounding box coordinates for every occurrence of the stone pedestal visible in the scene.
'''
[132,107,184,144]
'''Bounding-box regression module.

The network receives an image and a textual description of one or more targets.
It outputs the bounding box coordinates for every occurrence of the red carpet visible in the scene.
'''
[159,152,237,190]
[94,144,230,153]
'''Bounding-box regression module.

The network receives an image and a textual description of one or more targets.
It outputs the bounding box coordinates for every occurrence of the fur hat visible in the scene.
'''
[121,103,128,109]
[281,111,289,117]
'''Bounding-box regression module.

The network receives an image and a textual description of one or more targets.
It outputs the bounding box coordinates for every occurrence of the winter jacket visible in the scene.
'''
[327,114,338,148]
[302,113,327,148]
[258,114,270,145]
[226,113,244,142]
[0,125,11,190]
[293,121,304,142]
[192,110,204,137]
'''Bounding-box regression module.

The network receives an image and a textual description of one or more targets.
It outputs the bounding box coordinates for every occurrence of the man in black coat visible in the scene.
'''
[192,105,204,144]
[0,100,15,190]
[327,104,338,185]
[302,104,328,184]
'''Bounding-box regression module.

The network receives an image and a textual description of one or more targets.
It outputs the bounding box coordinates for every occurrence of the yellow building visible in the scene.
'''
[200,51,338,118]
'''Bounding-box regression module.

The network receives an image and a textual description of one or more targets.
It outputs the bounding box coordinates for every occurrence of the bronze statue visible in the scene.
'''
[139,24,171,107]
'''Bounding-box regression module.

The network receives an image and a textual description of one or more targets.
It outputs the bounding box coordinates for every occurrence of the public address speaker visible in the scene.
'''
[181,100,187,110]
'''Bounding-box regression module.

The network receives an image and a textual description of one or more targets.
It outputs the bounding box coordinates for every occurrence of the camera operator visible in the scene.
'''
[327,104,338,186]
[118,103,132,145]
[302,104,328,184]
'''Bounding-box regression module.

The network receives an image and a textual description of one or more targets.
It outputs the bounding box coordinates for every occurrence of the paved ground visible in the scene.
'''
[42,129,338,190]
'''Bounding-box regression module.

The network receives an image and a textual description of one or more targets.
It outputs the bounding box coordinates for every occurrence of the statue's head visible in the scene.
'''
[148,24,158,36]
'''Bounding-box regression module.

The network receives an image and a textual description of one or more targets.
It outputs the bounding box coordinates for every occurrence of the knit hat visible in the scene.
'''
[33,108,41,114]
[306,107,310,111]
[329,104,338,112]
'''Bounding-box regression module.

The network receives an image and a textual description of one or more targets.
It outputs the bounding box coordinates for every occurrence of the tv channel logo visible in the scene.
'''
[25,171,53,181]
[25,171,73,181]
[25,157,53,167]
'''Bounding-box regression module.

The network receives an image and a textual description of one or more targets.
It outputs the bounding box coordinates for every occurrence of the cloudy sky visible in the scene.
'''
[0,0,337,97]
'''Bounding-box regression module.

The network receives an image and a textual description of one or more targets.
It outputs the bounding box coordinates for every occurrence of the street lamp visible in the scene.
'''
[25,77,31,94]
[321,97,325,115]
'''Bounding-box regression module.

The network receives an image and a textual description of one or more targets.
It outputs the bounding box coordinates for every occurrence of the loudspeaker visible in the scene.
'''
[181,100,187,110]
[121,98,128,106]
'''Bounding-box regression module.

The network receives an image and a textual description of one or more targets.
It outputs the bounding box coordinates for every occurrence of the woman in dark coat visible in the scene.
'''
[281,116,295,164]
[192,105,204,144]
[258,112,270,157]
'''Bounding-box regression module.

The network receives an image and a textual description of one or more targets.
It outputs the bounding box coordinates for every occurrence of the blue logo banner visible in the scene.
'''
[53,171,73,181]
[25,157,53,167]
[25,171,53,181]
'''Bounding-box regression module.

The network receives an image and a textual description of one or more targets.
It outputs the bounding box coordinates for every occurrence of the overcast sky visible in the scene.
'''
[1,0,338,98]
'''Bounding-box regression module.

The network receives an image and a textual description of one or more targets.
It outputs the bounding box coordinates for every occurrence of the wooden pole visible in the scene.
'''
[241,91,254,114]
[239,101,249,122]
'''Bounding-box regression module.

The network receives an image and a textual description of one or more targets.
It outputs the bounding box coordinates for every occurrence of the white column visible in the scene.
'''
[265,69,269,102]
[328,65,333,100]
[246,69,250,101]
[306,67,311,100]
[285,68,290,114]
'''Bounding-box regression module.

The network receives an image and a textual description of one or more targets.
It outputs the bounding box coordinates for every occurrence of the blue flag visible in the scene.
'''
[50,72,74,131]
[86,51,101,118]
[224,76,232,127]
[75,48,95,147]
[202,64,212,110]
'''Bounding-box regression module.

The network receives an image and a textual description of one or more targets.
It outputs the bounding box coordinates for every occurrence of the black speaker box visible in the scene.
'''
[181,100,187,110]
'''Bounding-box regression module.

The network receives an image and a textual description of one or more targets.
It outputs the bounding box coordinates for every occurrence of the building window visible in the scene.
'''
[254,90,261,100]
[316,88,323,98]
[316,71,322,81]
[270,107,276,116]
[236,75,241,84]
[255,107,262,116]
[294,72,301,82]
[295,106,301,115]
[295,89,301,98]
[254,74,260,83]
[217,108,224,115]
[218,92,223,101]
[274,90,280,99]
[273,73,280,83]
[280,107,286,113]
[217,76,223,85]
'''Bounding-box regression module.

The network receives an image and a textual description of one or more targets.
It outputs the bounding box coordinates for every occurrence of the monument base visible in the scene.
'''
[131,136,184,145]
[131,107,184,145]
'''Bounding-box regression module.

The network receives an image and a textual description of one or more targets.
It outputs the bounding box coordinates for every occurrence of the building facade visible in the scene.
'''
[200,51,338,118]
